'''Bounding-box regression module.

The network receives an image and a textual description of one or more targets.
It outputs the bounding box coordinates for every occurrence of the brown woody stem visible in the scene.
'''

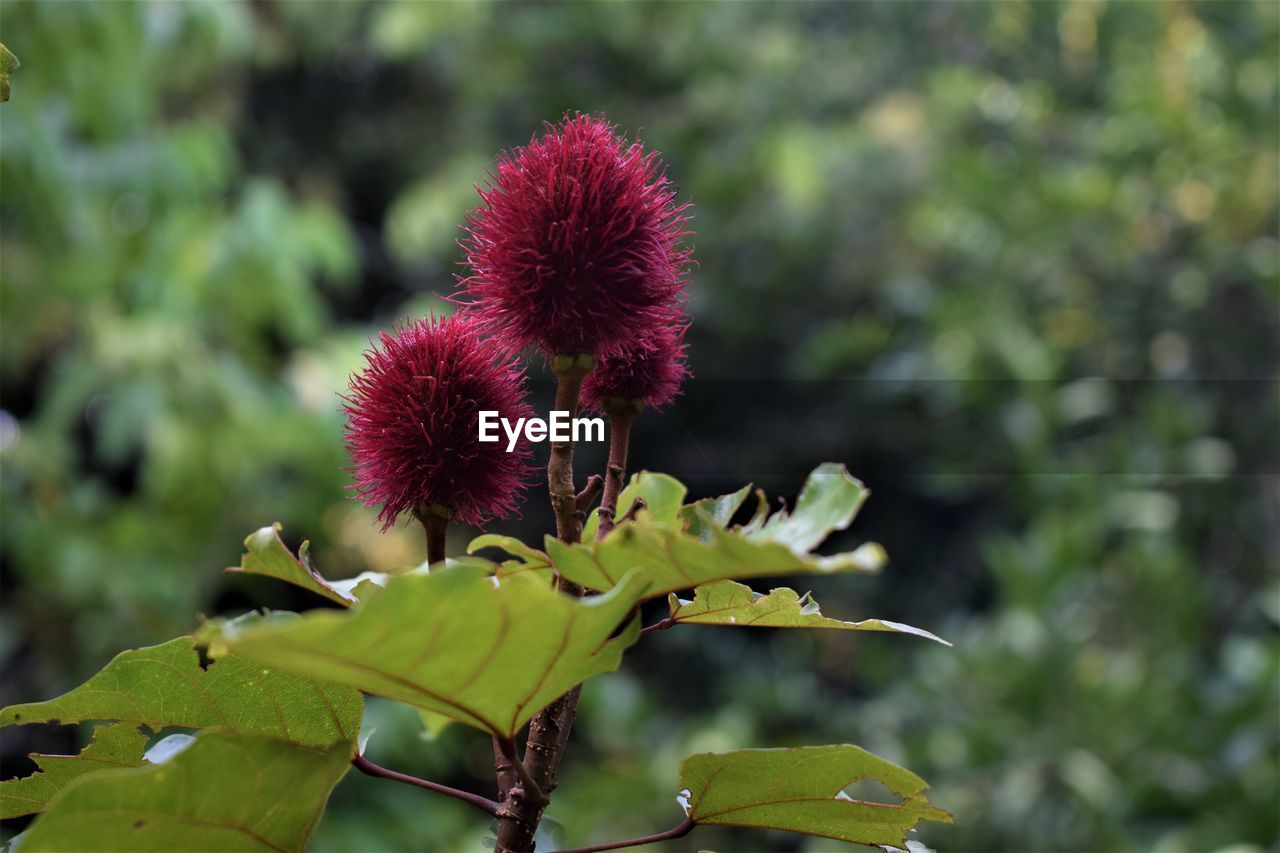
[494,354,593,853]
[596,402,640,539]
[417,505,449,566]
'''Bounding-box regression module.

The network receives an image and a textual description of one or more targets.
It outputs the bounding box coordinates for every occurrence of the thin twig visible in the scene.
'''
[616,496,647,526]
[556,816,696,853]
[575,474,604,515]
[352,753,498,816]
[638,615,676,637]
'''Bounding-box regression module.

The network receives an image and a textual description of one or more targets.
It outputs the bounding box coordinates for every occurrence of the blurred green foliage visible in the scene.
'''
[1,1,1276,851]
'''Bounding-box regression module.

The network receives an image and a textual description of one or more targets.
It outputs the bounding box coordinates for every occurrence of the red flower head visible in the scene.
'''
[581,320,690,412]
[344,313,534,529]
[460,113,693,358]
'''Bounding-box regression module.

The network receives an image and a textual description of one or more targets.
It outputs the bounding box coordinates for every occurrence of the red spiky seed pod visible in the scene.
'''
[460,113,693,358]
[581,320,690,412]
[344,313,534,529]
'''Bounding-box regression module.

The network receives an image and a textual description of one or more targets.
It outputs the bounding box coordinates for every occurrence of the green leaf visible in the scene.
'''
[0,725,147,819]
[20,730,350,852]
[546,515,884,604]
[0,43,17,103]
[417,709,455,739]
[539,465,886,601]
[583,471,688,541]
[222,565,648,738]
[0,638,361,750]
[468,533,552,579]
[227,524,361,606]
[746,463,868,552]
[680,745,952,847]
[667,581,951,645]
[680,484,753,540]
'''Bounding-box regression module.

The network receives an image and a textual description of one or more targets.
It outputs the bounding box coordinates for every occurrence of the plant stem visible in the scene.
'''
[494,354,592,853]
[556,817,696,853]
[546,356,593,547]
[496,736,547,806]
[596,403,639,538]
[352,754,499,816]
[639,615,676,637]
[417,506,449,566]
[493,736,516,800]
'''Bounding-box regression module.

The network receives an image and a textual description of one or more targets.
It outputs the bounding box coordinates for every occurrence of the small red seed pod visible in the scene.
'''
[343,313,534,529]
[459,113,693,359]
[581,320,690,412]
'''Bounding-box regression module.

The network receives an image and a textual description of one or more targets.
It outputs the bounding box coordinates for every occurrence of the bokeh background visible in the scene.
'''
[1,2,1277,851]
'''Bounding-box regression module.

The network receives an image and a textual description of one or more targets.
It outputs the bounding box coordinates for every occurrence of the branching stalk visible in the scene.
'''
[495,354,593,853]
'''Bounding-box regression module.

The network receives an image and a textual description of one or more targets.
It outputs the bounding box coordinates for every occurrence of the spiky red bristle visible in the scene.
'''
[459,113,693,358]
[581,321,690,411]
[343,314,534,529]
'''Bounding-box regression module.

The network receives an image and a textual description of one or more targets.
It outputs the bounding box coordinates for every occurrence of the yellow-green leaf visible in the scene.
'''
[20,731,350,852]
[223,565,648,738]
[226,524,363,606]
[0,724,147,819]
[0,638,361,750]
[468,533,552,579]
[667,581,950,645]
[745,463,868,551]
[583,471,687,541]
[540,465,885,600]
[0,43,17,103]
[680,745,952,847]
[680,483,753,540]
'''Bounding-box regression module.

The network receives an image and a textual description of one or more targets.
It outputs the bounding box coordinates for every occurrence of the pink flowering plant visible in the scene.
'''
[0,115,952,852]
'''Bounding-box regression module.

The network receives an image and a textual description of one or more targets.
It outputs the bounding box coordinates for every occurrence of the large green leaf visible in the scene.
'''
[222,564,648,738]
[227,524,381,606]
[545,512,885,603]
[680,745,952,847]
[20,730,350,852]
[667,581,950,645]
[531,464,886,601]
[0,724,147,819]
[0,638,361,750]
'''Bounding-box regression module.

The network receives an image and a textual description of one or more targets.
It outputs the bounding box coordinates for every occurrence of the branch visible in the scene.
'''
[496,736,548,806]
[638,615,676,637]
[497,355,591,852]
[596,405,639,538]
[616,496,647,526]
[493,736,516,800]
[546,355,593,546]
[352,753,498,816]
[575,474,604,515]
[557,817,696,853]
[415,505,450,566]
